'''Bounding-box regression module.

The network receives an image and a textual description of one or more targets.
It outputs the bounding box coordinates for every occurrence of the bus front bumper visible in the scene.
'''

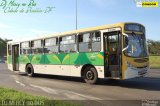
[124,66,149,79]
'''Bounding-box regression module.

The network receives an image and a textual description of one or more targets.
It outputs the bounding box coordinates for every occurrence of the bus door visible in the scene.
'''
[12,44,19,71]
[103,30,122,78]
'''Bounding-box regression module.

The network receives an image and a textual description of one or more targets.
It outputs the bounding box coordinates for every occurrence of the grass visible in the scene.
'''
[149,56,160,69]
[0,87,78,106]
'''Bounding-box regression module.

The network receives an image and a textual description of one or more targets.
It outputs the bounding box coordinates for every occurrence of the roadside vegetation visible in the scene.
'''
[147,39,160,55]
[0,38,7,58]
[0,87,77,106]
[147,39,160,69]
[149,56,160,69]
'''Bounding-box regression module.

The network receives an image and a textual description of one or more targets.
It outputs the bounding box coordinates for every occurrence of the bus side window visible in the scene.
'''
[92,32,101,52]
[60,35,76,53]
[31,40,43,54]
[78,33,91,52]
[44,37,58,54]
[21,42,30,55]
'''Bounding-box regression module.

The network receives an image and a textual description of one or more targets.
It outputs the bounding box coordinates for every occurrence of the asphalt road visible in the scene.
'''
[0,64,160,106]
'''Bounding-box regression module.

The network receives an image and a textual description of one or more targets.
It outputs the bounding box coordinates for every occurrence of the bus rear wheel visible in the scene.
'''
[83,66,98,84]
[26,64,34,77]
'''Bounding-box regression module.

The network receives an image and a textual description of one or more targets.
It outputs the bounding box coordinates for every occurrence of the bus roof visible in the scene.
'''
[43,22,132,38]
[7,22,143,44]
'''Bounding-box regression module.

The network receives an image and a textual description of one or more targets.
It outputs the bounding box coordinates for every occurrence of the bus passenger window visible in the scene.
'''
[31,40,43,54]
[21,42,31,55]
[60,35,76,53]
[44,37,58,54]
[79,31,101,52]
[92,32,101,52]
[78,33,91,52]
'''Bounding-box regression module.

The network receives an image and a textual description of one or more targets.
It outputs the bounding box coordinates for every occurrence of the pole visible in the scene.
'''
[76,0,77,30]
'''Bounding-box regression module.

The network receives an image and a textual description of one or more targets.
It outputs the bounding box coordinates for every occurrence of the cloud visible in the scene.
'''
[0,28,58,41]
[0,32,15,40]
[30,29,60,38]
[0,23,16,40]
[89,0,117,7]
[0,23,14,29]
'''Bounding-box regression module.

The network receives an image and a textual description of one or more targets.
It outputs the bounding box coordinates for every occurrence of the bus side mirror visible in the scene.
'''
[122,33,129,45]
[122,33,129,52]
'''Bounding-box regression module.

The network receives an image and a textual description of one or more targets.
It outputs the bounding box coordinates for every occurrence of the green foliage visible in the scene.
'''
[149,56,160,69]
[0,87,78,106]
[0,38,7,57]
[147,39,160,55]
[0,87,47,100]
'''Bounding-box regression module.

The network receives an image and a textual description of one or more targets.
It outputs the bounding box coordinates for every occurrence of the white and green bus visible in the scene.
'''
[7,22,149,84]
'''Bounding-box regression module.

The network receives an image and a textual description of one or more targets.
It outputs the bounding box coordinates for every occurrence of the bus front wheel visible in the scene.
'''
[83,66,98,84]
[26,64,34,77]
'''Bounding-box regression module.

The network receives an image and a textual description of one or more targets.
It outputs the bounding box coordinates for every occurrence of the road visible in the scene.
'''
[0,64,160,106]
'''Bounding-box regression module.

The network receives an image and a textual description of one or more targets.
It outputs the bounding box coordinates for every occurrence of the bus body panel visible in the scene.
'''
[122,55,149,79]
[18,64,105,78]
[7,22,149,81]
[17,52,105,78]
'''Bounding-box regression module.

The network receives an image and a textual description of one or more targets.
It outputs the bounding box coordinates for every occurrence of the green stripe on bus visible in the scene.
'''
[18,52,104,66]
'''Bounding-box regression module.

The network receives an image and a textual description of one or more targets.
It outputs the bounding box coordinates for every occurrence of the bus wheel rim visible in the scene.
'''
[86,71,94,80]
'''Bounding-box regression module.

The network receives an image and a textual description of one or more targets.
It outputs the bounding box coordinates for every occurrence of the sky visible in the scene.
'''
[0,0,160,41]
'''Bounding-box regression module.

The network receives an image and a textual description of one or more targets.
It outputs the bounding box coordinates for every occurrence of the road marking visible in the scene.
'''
[30,84,103,100]
[30,84,58,95]
[15,80,26,87]
[70,91,102,100]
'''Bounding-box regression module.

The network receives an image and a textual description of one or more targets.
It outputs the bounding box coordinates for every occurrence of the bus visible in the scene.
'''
[7,22,149,84]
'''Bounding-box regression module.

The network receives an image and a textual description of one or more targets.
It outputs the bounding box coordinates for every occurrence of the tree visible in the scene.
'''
[147,39,160,55]
[0,38,7,57]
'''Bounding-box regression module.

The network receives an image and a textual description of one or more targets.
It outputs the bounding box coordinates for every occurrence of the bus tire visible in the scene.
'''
[83,66,98,84]
[26,64,34,77]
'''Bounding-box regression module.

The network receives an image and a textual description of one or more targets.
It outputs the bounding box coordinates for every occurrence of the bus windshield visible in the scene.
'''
[125,33,148,58]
